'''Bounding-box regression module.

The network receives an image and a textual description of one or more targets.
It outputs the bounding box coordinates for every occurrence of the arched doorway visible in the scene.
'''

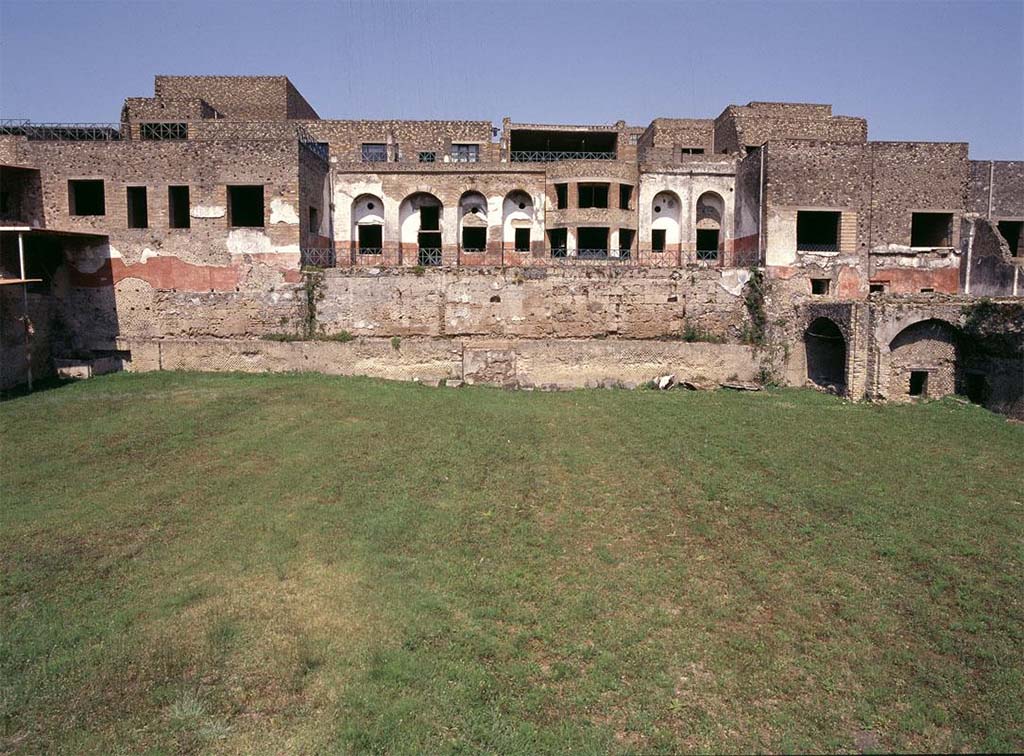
[804,317,847,393]
[695,191,724,261]
[399,192,443,266]
[888,319,960,399]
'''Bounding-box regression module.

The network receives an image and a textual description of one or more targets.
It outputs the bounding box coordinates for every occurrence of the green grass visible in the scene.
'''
[1,372,1022,754]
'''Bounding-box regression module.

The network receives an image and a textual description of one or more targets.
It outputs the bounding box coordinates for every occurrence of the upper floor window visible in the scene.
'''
[419,151,436,163]
[910,212,953,248]
[578,183,609,209]
[361,143,388,163]
[140,122,188,140]
[68,179,105,216]
[679,147,705,156]
[227,185,264,228]
[450,144,479,163]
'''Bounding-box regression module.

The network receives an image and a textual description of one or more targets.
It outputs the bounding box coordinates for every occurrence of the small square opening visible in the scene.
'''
[514,228,531,252]
[869,282,886,293]
[227,185,264,228]
[168,186,190,228]
[909,370,928,397]
[461,227,486,251]
[358,224,382,253]
[810,278,830,295]
[68,179,105,216]
[126,186,148,229]
[911,212,953,248]
[651,228,666,253]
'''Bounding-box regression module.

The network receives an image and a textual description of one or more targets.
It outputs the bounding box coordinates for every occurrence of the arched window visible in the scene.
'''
[503,190,535,252]
[399,192,443,265]
[888,319,960,399]
[351,194,384,254]
[650,191,681,253]
[695,191,724,260]
[459,191,488,251]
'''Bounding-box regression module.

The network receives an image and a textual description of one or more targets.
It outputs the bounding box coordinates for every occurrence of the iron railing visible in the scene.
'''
[140,122,188,140]
[696,250,719,261]
[1,119,124,141]
[510,151,617,162]
[418,248,442,266]
[300,248,336,268]
[576,248,633,260]
[357,247,383,255]
[797,243,839,253]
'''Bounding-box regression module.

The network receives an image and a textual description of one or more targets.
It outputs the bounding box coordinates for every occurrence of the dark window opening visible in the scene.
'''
[509,129,617,159]
[419,151,436,163]
[920,287,935,293]
[997,220,1022,254]
[418,230,442,265]
[358,224,382,253]
[578,183,609,209]
[548,228,567,257]
[362,143,387,162]
[68,179,105,216]
[811,278,830,295]
[461,227,486,251]
[619,184,632,210]
[309,207,319,235]
[651,228,666,253]
[679,147,705,155]
[514,228,531,252]
[555,183,568,210]
[619,229,635,254]
[489,295,501,303]
[168,186,190,229]
[126,186,148,229]
[140,122,187,140]
[745,145,760,153]
[419,205,440,231]
[577,227,609,256]
[909,370,928,397]
[227,185,264,228]
[450,144,479,163]
[0,235,63,291]
[797,210,840,251]
[869,283,886,293]
[911,212,953,248]
[696,229,719,260]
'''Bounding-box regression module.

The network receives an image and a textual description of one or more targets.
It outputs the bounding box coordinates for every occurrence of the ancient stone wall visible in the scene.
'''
[152,76,318,120]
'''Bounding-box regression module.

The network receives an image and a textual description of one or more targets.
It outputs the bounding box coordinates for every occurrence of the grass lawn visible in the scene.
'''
[1,372,1022,754]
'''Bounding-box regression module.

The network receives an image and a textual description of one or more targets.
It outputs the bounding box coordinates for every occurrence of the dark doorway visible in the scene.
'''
[804,317,847,392]
[228,185,264,228]
[696,229,719,259]
[168,186,190,228]
[461,227,486,251]
[126,187,148,229]
[909,370,928,397]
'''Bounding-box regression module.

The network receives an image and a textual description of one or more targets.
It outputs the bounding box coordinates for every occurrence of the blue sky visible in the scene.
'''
[1,0,1021,158]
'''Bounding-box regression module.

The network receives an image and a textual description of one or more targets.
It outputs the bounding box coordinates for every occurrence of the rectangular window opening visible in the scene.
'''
[140,122,187,140]
[418,151,436,163]
[227,185,264,228]
[997,220,1022,254]
[168,185,190,229]
[309,206,319,235]
[578,183,609,209]
[450,144,479,163]
[869,283,886,294]
[126,186,148,229]
[419,205,440,232]
[514,227,531,252]
[548,228,567,257]
[797,210,840,252]
[361,143,388,162]
[810,278,830,295]
[679,147,705,155]
[577,227,609,256]
[696,229,719,259]
[651,228,666,253]
[461,227,486,251]
[68,179,105,216]
[358,224,382,253]
[909,370,928,397]
[619,184,632,210]
[555,183,568,210]
[910,212,953,248]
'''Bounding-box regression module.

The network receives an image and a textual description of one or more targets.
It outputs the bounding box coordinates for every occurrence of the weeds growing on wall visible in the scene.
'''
[742,268,768,347]
[302,268,326,339]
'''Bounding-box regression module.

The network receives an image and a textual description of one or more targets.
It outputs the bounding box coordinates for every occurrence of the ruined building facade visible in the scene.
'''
[1,76,1022,415]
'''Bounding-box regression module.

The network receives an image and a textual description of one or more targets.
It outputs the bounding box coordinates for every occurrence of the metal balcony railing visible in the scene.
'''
[140,122,188,140]
[300,248,336,269]
[510,150,617,162]
[796,243,839,253]
[418,248,442,266]
[696,249,719,261]
[1,119,124,141]
[576,248,632,260]
[357,247,383,255]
